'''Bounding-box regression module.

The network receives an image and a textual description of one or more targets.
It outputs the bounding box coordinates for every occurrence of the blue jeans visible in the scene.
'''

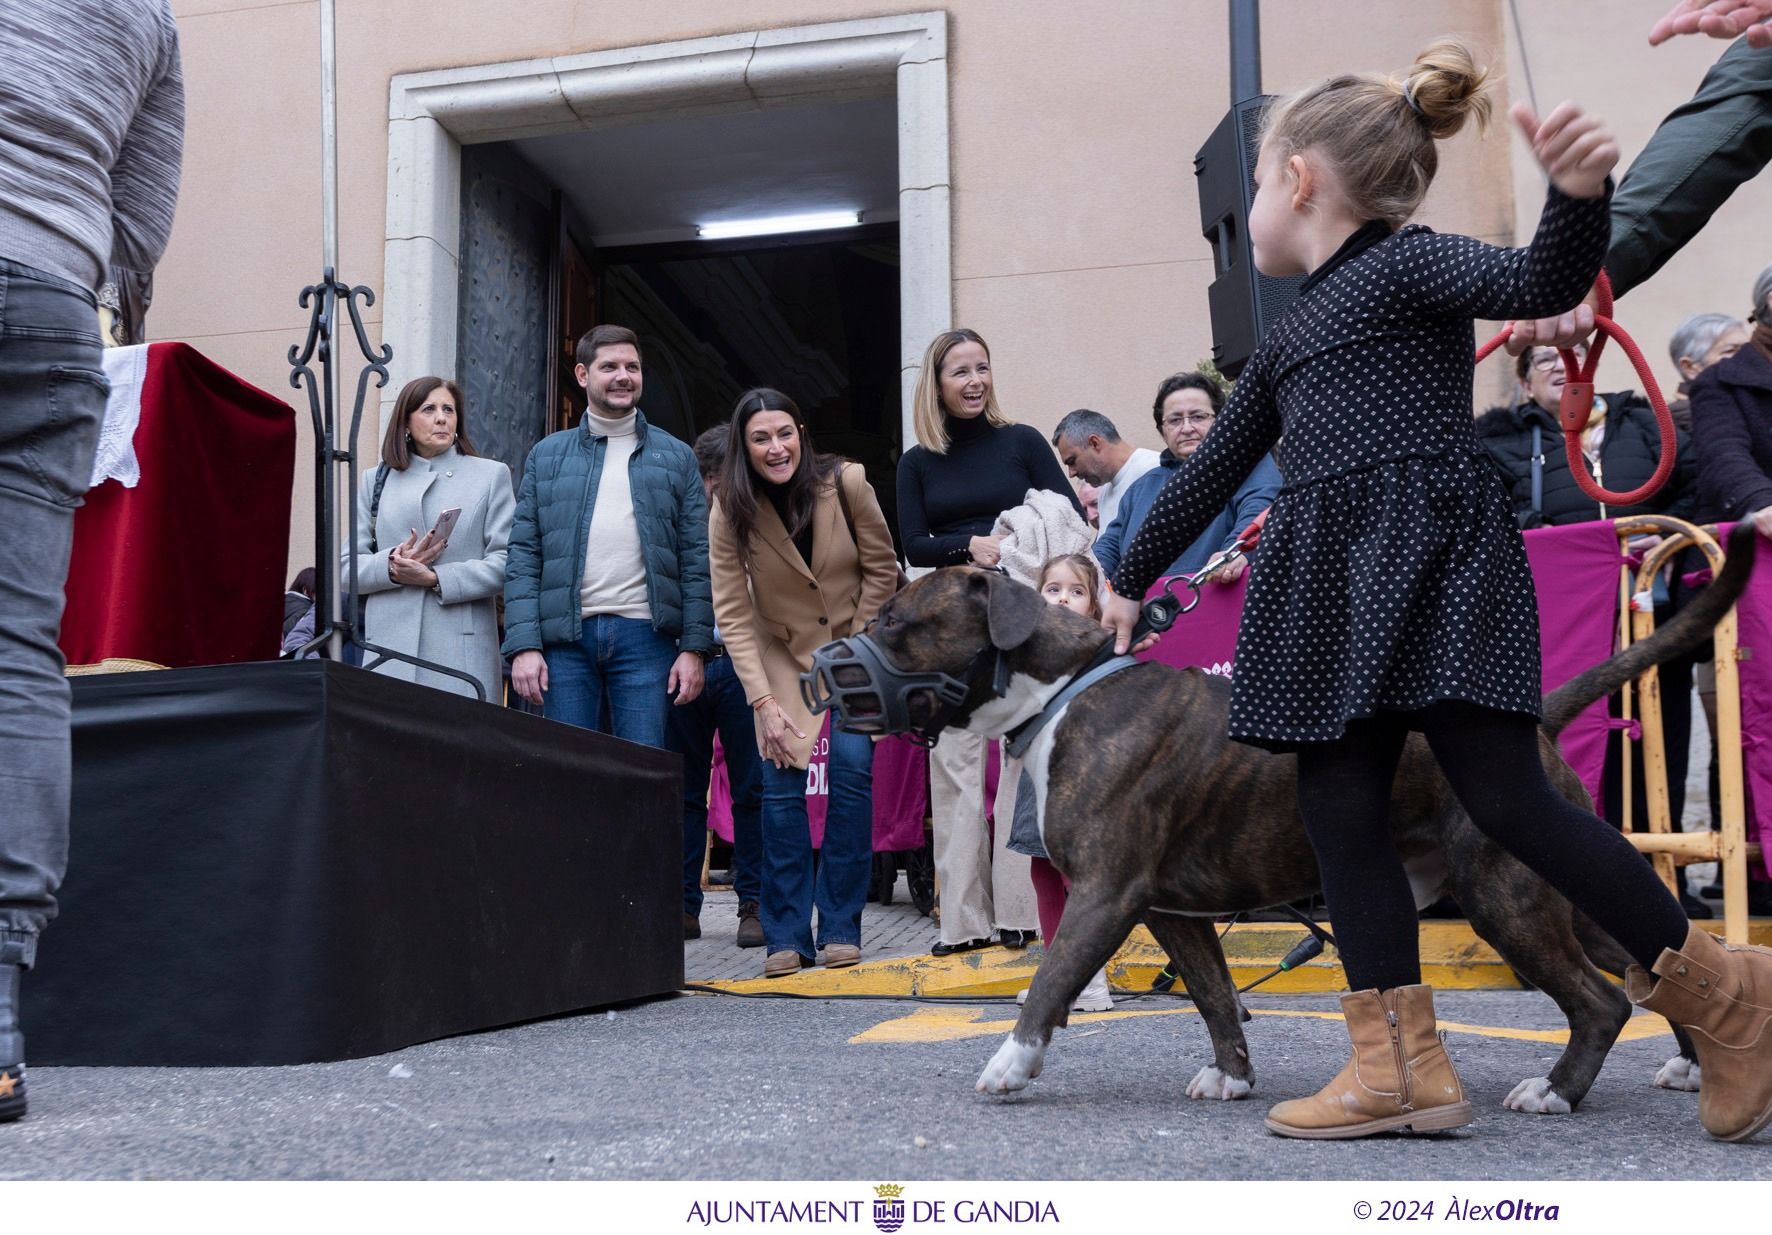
[759,727,874,961]
[0,259,106,970]
[543,614,677,749]
[665,653,762,915]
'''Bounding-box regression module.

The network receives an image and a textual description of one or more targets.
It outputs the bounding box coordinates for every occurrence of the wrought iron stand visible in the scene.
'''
[287,267,486,699]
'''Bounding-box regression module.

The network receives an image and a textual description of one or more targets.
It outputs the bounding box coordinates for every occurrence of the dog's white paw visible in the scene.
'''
[1185,1064,1252,1101]
[1654,1054,1701,1091]
[976,1034,1045,1094]
[1503,1076,1572,1115]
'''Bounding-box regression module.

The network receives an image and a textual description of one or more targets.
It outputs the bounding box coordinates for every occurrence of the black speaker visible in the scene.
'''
[1194,95,1306,378]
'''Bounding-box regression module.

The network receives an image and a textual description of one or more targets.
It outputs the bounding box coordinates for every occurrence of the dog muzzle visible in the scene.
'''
[800,632,1007,748]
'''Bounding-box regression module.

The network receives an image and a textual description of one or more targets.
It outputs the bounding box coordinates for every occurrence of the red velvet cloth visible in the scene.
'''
[61,342,297,668]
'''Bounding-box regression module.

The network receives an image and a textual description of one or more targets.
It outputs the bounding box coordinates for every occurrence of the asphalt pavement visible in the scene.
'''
[6,986,1769,1180]
[7,739,1752,1182]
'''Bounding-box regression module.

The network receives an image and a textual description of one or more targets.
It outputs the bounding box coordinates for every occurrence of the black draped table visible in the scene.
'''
[27,661,683,1065]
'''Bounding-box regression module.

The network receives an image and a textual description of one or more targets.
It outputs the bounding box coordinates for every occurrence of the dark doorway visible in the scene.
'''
[598,225,903,550]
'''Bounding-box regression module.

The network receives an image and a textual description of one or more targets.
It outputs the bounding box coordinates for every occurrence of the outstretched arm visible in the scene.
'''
[1650,0,1772,46]
[1607,39,1772,298]
[1399,103,1617,324]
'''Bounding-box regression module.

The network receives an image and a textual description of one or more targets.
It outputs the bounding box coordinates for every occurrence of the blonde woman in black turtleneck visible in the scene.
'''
[894,328,1083,957]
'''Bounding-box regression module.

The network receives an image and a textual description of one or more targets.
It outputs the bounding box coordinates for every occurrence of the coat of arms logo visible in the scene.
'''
[872,1183,906,1233]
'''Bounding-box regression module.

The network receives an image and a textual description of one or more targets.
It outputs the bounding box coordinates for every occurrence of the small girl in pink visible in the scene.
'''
[1007,553,1114,1012]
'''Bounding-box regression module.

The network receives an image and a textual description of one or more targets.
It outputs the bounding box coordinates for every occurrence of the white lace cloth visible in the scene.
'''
[89,343,148,489]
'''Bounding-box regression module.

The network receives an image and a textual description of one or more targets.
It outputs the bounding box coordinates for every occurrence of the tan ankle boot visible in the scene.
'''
[1626,923,1772,1142]
[1265,984,1472,1139]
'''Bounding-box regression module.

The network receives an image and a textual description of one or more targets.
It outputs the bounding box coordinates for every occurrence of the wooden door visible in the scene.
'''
[547,195,600,435]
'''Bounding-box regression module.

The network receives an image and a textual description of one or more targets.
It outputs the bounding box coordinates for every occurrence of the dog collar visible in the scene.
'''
[1003,651,1140,760]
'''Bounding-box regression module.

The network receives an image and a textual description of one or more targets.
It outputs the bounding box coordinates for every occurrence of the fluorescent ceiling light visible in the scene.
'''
[697,210,861,240]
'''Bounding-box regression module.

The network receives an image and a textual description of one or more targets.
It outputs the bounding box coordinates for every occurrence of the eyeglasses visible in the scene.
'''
[1528,347,1587,373]
[1160,412,1217,429]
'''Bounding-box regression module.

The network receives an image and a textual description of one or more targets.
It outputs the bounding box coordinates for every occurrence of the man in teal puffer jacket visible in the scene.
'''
[502,324,713,747]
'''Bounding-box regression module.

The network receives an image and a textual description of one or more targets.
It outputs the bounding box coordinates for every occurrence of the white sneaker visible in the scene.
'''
[1015,970,1115,1012]
[1075,969,1114,1013]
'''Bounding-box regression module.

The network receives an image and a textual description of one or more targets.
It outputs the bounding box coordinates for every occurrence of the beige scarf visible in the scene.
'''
[1579,395,1608,462]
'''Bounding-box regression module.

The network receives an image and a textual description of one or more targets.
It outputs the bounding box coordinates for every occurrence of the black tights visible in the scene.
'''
[1294,701,1690,993]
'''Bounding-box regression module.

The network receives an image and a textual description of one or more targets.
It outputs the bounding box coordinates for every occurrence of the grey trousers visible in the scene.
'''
[0,258,106,970]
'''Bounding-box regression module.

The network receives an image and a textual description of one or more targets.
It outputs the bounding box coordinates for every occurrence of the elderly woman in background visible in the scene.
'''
[1094,371,1281,585]
[895,327,1085,957]
[1691,263,1772,533]
[709,387,900,979]
[1663,311,1750,851]
[1689,262,1772,916]
[347,376,515,701]
[1668,312,1750,431]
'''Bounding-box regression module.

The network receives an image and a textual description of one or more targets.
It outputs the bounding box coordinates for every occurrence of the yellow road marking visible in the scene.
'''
[700,923,1772,998]
[850,1004,1199,1044]
[850,1004,1676,1046]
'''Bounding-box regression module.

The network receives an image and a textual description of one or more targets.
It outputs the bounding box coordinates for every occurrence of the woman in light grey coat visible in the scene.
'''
[346,376,515,701]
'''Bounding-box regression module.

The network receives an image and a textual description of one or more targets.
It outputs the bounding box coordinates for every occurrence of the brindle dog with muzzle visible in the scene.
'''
[812,523,1754,1112]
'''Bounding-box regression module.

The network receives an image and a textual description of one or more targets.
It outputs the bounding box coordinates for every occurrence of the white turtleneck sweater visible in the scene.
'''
[579,410,652,621]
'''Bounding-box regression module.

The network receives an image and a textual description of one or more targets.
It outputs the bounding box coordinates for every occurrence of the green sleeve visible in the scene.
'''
[1607,38,1772,299]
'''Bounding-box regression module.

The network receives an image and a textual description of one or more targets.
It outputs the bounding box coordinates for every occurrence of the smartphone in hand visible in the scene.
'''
[428,507,462,544]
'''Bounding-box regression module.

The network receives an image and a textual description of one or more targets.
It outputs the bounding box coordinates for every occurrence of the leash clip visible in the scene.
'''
[1137,574,1199,638]
[1127,509,1266,643]
[1557,379,1596,434]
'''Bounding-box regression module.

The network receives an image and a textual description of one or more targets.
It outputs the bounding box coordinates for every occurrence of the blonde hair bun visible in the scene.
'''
[1400,38,1494,141]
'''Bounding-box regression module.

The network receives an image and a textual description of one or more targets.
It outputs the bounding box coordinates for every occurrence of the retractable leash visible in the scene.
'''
[1131,508,1269,643]
[1474,270,1678,506]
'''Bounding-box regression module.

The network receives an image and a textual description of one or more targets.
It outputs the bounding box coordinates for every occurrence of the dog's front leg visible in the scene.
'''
[977,881,1140,1095]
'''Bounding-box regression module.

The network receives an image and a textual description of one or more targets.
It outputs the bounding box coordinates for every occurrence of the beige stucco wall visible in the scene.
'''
[156,1,1763,577]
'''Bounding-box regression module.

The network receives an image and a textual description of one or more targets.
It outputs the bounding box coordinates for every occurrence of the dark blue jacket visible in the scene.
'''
[1094,449,1283,581]
[501,410,714,657]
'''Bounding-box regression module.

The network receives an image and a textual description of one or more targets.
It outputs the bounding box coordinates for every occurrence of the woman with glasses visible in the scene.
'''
[1475,343,1697,528]
[1093,371,1283,582]
[348,376,516,701]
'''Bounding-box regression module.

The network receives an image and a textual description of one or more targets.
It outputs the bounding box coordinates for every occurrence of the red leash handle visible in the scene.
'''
[1234,506,1268,551]
[1475,270,1678,507]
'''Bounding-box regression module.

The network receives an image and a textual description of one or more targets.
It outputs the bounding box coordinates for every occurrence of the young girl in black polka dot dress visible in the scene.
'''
[1104,40,1772,1143]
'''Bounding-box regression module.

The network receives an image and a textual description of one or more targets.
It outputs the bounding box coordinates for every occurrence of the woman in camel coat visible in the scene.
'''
[709,388,899,979]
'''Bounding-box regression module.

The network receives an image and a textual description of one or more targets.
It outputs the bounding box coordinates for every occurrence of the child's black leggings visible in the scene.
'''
[1294,700,1690,993]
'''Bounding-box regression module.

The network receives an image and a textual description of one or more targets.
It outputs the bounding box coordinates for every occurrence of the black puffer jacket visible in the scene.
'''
[1690,342,1772,522]
[1474,391,1698,528]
